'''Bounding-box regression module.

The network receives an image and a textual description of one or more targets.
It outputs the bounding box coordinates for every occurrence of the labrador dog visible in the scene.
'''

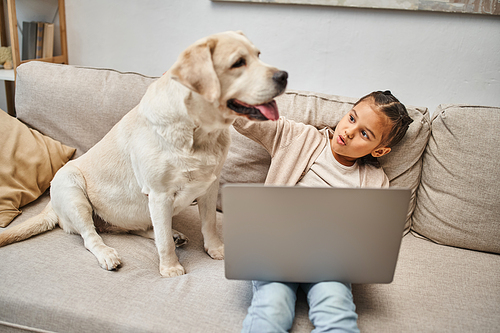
[0,31,287,277]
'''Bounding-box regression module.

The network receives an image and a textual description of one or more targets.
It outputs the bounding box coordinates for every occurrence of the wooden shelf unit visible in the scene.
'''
[6,0,68,76]
[0,68,14,81]
[0,0,67,114]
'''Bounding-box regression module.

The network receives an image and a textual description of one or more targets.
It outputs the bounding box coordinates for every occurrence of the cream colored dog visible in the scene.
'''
[0,31,287,277]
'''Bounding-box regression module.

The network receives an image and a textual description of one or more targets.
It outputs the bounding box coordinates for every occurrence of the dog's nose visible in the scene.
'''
[273,71,288,86]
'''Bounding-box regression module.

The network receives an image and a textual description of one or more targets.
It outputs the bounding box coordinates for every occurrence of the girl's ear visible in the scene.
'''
[371,147,391,158]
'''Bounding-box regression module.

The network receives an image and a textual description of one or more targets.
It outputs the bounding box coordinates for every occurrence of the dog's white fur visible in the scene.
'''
[0,31,286,277]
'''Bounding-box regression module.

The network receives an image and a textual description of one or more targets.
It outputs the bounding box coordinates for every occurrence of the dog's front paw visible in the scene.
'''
[160,263,186,277]
[95,246,121,271]
[206,244,224,260]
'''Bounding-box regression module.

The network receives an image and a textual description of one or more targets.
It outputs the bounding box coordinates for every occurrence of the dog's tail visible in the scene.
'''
[0,202,59,247]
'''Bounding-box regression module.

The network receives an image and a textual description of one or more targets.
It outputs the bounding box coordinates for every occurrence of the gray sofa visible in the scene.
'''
[1,61,499,332]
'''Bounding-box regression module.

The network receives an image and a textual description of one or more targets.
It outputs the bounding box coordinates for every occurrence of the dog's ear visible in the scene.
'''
[170,38,221,103]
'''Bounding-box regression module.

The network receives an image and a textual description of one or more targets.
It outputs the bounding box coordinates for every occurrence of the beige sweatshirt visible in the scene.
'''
[233,117,389,188]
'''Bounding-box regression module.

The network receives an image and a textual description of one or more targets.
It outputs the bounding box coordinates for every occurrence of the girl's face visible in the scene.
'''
[331,100,392,166]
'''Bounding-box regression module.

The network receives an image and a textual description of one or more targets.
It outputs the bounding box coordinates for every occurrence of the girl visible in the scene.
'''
[233,91,413,333]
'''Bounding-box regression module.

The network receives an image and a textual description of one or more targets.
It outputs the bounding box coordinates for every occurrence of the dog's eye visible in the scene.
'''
[231,58,246,69]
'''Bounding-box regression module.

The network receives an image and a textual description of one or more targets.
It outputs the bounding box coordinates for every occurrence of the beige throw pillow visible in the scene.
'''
[0,111,76,227]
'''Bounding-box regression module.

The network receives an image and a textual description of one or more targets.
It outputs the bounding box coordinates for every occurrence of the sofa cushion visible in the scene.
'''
[15,62,157,158]
[220,90,431,230]
[0,197,314,332]
[0,111,75,227]
[354,233,500,333]
[411,104,500,254]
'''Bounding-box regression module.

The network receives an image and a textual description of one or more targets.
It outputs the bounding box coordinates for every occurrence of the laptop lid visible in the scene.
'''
[222,185,411,284]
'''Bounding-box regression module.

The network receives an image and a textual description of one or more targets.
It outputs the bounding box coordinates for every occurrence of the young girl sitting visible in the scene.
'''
[232,90,413,333]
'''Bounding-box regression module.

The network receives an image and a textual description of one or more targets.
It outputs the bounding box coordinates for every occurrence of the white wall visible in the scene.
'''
[5,0,500,113]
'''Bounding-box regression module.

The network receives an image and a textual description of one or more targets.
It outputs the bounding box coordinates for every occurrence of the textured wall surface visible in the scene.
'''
[2,0,499,113]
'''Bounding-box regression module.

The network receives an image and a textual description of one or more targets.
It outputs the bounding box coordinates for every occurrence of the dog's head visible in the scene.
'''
[170,31,287,121]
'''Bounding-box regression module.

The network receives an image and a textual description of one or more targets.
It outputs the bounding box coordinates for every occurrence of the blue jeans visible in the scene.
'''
[241,281,359,333]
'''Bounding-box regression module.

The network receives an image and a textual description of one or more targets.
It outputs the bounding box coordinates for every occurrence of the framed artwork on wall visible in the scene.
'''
[211,0,500,16]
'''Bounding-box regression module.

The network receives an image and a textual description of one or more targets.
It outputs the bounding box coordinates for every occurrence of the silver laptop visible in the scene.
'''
[222,184,411,284]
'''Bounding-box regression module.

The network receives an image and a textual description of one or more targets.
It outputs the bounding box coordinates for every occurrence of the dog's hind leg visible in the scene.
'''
[131,228,188,247]
[50,165,121,271]
[93,216,188,246]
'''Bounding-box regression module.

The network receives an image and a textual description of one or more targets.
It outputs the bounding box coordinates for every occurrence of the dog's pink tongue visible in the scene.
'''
[255,100,279,121]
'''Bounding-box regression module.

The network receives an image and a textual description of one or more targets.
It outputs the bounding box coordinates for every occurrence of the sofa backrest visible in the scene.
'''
[411,104,500,254]
[15,63,431,232]
[15,62,157,158]
[220,90,431,230]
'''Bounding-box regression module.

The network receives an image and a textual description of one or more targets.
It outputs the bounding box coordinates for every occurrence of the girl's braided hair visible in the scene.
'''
[356,90,413,167]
